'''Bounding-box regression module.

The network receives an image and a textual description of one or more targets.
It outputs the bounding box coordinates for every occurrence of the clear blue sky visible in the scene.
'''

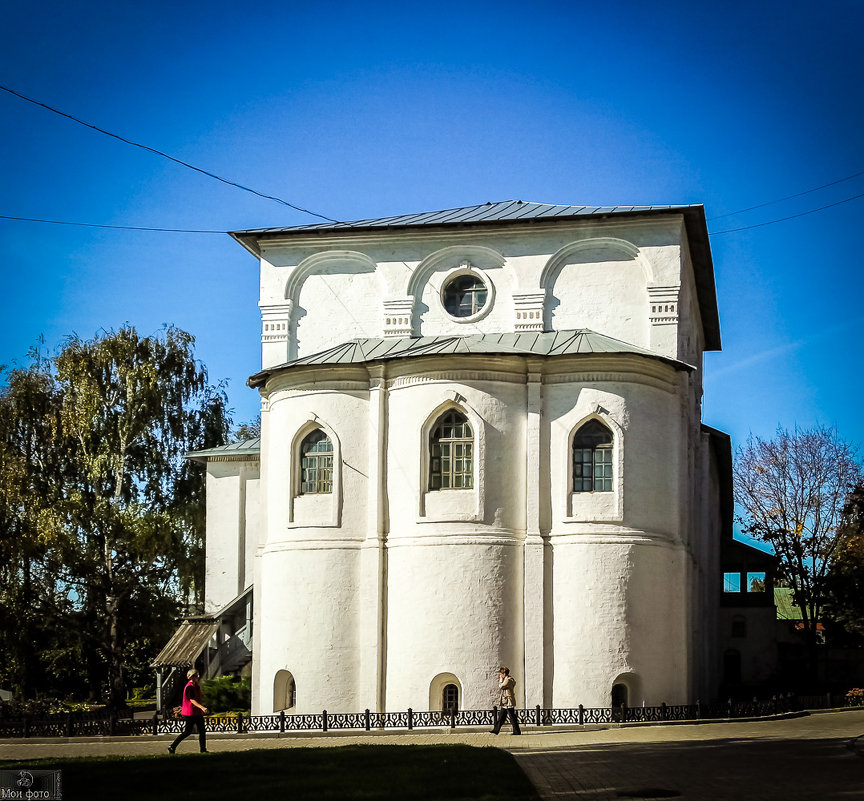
[1,1,863,458]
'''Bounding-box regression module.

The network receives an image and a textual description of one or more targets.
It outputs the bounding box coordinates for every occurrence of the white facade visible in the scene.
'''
[205,202,728,715]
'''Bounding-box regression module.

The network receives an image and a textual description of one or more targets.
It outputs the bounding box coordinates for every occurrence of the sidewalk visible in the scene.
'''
[1,710,862,799]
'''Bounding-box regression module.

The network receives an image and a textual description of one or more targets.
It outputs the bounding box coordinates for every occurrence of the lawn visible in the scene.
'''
[1,744,540,801]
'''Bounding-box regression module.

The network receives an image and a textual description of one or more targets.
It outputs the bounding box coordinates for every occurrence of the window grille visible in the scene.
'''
[300,429,333,494]
[442,683,459,713]
[443,274,488,317]
[429,410,473,490]
[572,420,613,492]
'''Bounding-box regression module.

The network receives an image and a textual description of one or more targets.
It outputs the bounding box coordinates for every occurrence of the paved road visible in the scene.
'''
[510,710,864,800]
[1,710,862,799]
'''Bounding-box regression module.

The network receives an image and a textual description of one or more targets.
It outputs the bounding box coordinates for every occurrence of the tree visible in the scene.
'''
[0,326,230,705]
[734,425,863,663]
[823,482,864,642]
[232,414,261,441]
[0,348,67,697]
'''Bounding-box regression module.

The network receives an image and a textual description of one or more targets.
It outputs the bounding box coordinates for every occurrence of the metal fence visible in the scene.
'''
[1,693,859,739]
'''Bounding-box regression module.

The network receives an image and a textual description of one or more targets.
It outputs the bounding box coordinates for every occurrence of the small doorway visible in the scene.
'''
[611,683,628,722]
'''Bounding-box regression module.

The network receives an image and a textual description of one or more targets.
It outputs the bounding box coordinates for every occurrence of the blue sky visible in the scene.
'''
[1,0,863,462]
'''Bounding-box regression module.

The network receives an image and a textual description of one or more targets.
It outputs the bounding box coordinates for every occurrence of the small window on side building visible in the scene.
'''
[747,572,766,592]
[723,572,741,593]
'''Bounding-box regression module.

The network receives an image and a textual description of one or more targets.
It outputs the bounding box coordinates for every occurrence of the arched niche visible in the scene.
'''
[286,251,383,357]
[273,669,296,713]
[610,671,641,707]
[429,672,462,712]
[540,238,652,345]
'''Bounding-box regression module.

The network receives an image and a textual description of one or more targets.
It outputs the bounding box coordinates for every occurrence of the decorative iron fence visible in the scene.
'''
[1,692,859,739]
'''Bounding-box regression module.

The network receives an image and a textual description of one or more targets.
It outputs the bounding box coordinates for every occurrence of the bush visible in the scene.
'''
[201,675,251,712]
[128,685,155,702]
[0,698,106,717]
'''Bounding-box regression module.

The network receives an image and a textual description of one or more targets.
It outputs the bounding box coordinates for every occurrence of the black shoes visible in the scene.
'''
[167,746,175,754]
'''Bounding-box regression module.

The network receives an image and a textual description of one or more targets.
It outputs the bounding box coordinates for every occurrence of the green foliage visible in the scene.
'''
[232,414,261,441]
[0,698,106,717]
[0,326,230,704]
[823,482,864,642]
[201,675,251,712]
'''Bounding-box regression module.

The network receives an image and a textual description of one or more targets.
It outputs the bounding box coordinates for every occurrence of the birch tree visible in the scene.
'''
[0,326,229,705]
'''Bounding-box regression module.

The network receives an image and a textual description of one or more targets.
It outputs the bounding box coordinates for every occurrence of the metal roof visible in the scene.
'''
[229,200,720,351]
[249,330,694,388]
[186,437,260,463]
[151,620,218,668]
[230,200,700,238]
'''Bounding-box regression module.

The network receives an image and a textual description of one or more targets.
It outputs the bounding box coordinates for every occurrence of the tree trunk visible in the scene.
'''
[105,593,126,709]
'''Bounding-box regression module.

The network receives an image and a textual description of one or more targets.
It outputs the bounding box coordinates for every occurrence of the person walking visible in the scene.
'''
[168,669,209,753]
[490,666,521,735]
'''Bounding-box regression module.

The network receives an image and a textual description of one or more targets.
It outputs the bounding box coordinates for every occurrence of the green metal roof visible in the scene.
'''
[186,437,260,463]
[249,330,694,388]
[230,200,701,237]
[774,587,805,621]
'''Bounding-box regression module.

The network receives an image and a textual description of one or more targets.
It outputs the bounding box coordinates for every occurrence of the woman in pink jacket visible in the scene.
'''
[168,669,209,753]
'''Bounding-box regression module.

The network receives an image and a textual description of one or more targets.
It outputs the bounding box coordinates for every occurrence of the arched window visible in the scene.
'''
[572,420,613,493]
[442,683,459,713]
[299,429,333,494]
[429,410,473,490]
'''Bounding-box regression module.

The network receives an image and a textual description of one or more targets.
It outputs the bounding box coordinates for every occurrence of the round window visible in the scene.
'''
[442,274,489,318]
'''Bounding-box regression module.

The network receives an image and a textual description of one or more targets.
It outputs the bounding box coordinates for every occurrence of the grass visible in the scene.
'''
[1,744,539,801]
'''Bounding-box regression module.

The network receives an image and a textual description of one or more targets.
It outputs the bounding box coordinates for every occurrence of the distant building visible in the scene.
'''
[161,201,752,714]
[719,539,778,692]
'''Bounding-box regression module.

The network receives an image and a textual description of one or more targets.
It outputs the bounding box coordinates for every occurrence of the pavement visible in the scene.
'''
[1,709,862,799]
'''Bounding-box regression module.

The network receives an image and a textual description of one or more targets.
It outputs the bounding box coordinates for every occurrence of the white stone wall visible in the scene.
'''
[214,211,727,714]
[257,217,689,367]
[203,459,260,613]
[248,351,705,712]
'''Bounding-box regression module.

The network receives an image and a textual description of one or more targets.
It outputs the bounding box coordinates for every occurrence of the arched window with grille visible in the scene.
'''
[429,410,473,490]
[572,420,613,493]
[299,429,333,494]
[442,683,459,713]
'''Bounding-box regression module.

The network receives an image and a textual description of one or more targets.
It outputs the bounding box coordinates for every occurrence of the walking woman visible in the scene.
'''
[490,666,521,735]
[168,669,209,753]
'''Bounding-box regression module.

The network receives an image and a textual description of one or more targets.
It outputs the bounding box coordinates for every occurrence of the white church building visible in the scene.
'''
[181,200,735,716]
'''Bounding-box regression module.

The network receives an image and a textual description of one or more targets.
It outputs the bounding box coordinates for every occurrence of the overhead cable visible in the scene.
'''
[0,83,343,224]
[709,191,864,235]
[0,214,224,233]
[708,169,864,221]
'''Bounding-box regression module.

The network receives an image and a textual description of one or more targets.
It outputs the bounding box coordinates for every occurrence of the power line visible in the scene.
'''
[707,169,864,221]
[709,190,864,235]
[0,214,225,233]
[0,83,343,224]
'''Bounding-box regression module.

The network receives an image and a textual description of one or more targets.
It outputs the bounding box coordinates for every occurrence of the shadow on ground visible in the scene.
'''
[513,736,864,800]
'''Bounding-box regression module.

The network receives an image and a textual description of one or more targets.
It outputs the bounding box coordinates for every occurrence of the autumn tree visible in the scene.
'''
[734,425,862,663]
